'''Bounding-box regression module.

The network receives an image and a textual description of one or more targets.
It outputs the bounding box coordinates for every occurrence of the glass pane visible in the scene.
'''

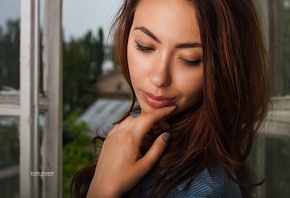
[250,134,290,198]
[0,0,20,91]
[40,0,45,95]
[0,116,19,198]
[268,0,290,96]
[264,135,290,197]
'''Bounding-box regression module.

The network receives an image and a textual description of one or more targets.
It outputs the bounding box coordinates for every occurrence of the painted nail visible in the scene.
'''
[162,132,170,143]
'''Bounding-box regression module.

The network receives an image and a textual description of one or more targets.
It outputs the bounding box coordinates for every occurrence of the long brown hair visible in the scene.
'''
[71,0,270,197]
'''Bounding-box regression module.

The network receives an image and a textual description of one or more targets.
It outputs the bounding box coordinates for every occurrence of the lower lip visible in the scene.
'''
[142,92,175,108]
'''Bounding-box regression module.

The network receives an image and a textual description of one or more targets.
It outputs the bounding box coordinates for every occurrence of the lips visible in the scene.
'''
[142,91,175,108]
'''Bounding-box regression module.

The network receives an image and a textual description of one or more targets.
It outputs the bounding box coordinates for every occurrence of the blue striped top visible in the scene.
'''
[139,165,242,198]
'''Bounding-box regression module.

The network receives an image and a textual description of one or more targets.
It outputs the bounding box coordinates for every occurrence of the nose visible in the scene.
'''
[149,55,171,88]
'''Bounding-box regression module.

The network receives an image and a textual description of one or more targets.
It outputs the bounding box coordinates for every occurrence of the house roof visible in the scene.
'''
[78,98,132,138]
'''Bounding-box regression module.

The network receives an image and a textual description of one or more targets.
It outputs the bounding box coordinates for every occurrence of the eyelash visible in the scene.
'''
[180,58,203,67]
[135,41,202,67]
[135,41,154,53]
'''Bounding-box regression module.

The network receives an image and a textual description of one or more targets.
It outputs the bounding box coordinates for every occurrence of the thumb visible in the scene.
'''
[135,132,170,174]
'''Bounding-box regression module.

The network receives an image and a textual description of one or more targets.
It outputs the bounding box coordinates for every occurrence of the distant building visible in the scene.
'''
[78,98,132,138]
[80,60,134,137]
[95,66,132,99]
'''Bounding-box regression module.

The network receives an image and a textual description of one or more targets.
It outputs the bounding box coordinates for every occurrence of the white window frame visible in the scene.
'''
[0,0,62,197]
[40,0,63,197]
[267,97,290,136]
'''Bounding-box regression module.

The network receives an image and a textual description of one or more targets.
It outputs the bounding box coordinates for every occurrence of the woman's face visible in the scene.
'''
[127,0,203,114]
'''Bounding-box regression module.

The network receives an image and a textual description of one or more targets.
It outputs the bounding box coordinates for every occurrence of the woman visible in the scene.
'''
[71,0,270,197]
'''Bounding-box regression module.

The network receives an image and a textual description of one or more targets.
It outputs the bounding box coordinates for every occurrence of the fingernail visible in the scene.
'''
[162,132,170,143]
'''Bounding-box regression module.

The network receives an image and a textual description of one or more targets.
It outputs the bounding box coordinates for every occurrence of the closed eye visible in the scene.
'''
[180,58,203,67]
[135,41,154,53]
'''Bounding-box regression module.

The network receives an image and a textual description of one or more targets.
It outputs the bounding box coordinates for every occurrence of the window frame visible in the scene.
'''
[0,0,62,197]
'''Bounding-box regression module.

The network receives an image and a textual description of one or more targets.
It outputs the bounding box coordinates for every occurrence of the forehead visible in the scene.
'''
[132,0,200,43]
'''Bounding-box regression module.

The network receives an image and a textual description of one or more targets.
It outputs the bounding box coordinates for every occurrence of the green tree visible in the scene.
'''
[268,0,290,95]
[62,110,95,198]
[0,122,19,169]
[264,136,290,198]
[62,28,105,117]
[0,19,20,90]
[282,0,290,95]
[82,29,104,78]
[62,27,105,197]
[95,28,105,76]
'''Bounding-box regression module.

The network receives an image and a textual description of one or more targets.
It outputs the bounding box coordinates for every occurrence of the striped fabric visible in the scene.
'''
[139,165,242,198]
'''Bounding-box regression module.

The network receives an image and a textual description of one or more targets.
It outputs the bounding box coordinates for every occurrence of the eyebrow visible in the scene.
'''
[175,42,202,48]
[134,26,161,43]
[133,26,202,48]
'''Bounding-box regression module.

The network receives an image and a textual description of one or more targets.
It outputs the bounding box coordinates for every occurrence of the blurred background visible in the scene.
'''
[0,0,289,197]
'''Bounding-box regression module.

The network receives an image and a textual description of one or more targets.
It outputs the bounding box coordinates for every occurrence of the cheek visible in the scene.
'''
[179,73,204,102]
[190,81,203,99]
[127,49,144,90]
[190,74,203,97]
[127,46,152,85]
[128,53,139,82]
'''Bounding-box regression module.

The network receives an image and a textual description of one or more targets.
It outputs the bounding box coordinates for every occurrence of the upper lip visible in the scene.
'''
[143,91,175,101]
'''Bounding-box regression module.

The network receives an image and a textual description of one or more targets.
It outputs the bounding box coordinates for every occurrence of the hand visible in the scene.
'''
[87,105,176,198]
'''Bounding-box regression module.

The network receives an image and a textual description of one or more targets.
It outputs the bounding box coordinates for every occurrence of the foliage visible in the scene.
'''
[62,110,95,198]
[62,29,105,196]
[248,135,290,198]
[0,121,19,169]
[63,28,105,117]
[264,136,290,198]
[0,19,20,90]
[279,138,290,197]
[281,2,290,95]
[268,0,290,95]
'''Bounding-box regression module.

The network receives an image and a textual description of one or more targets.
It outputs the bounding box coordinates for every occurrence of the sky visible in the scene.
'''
[0,0,121,43]
[0,0,19,26]
[62,0,122,42]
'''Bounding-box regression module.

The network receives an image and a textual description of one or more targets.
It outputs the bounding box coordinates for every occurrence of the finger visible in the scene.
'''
[134,132,170,174]
[117,115,135,128]
[133,105,176,138]
[108,115,135,136]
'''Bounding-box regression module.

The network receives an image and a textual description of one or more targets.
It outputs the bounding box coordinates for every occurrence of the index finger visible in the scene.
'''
[132,105,176,138]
